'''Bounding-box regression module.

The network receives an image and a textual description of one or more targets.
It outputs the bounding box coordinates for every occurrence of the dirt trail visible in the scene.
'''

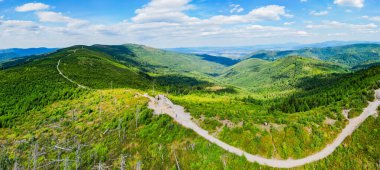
[144,89,380,168]
[56,53,88,89]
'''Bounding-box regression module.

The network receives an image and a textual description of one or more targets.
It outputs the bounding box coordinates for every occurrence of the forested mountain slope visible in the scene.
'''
[220,56,348,92]
[91,44,227,76]
[248,44,380,67]
[0,45,224,127]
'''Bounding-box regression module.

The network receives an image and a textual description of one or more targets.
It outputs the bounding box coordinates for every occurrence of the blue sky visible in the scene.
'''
[0,0,379,48]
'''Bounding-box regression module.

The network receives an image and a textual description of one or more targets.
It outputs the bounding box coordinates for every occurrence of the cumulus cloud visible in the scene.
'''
[309,10,329,16]
[132,0,196,23]
[133,0,291,25]
[3,0,378,48]
[334,0,364,8]
[36,11,88,27]
[15,3,50,12]
[208,5,292,25]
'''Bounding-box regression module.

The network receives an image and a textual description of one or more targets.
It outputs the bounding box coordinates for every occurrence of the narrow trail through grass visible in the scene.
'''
[56,51,89,89]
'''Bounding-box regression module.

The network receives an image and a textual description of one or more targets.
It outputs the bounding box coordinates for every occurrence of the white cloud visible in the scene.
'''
[246,25,288,31]
[132,0,291,25]
[295,31,310,36]
[36,11,88,27]
[4,0,378,48]
[132,0,196,23]
[284,21,295,26]
[306,21,377,31]
[309,10,329,16]
[0,20,37,28]
[327,33,347,36]
[247,5,293,20]
[229,4,244,13]
[208,5,292,24]
[333,0,364,8]
[362,16,380,22]
[15,3,50,12]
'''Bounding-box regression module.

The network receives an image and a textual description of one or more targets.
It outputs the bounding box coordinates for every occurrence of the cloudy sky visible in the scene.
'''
[0,0,379,48]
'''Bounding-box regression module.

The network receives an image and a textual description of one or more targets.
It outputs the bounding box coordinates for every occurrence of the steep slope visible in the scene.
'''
[91,44,227,76]
[220,56,348,92]
[0,45,221,127]
[0,49,84,127]
[248,44,380,67]
[57,47,151,89]
[0,46,151,127]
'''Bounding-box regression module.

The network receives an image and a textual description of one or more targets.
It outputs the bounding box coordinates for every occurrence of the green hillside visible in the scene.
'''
[220,56,348,93]
[1,43,380,169]
[248,44,380,67]
[91,44,227,76]
[0,45,224,127]
[57,47,151,89]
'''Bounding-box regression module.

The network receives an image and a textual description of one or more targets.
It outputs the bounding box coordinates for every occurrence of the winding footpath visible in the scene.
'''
[56,53,88,89]
[144,90,380,168]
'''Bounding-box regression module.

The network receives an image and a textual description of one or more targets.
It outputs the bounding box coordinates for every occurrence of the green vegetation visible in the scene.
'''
[220,56,348,93]
[1,43,380,169]
[58,48,151,89]
[273,66,380,114]
[0,50,85,128]
[248,44,380,67]
[304,116,380,169]
[91,44,227,76]
[0,89,247,169]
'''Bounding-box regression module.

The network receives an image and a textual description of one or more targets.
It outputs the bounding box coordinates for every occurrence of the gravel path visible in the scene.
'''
[56,53,88,89]
[144,90,380,168]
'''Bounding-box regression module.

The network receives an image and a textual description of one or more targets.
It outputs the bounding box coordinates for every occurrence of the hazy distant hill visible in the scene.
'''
[0,47,57,62]
[166,41,379,59]
[247,44,380,67]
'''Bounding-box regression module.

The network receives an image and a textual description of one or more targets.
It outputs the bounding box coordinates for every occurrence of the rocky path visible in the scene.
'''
[144,90,380,168]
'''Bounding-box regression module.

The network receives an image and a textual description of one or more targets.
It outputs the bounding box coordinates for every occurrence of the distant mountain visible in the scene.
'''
[0,47,58,62]
[220,56,348,92]
[294,41,379,49]
[91,44,228,76]
[165,44,301,59]
[247,44,380,67]
[166,41,380,59]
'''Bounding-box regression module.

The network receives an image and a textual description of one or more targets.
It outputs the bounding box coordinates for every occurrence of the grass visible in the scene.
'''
[220,56,349,93]
[1,44,380,169]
